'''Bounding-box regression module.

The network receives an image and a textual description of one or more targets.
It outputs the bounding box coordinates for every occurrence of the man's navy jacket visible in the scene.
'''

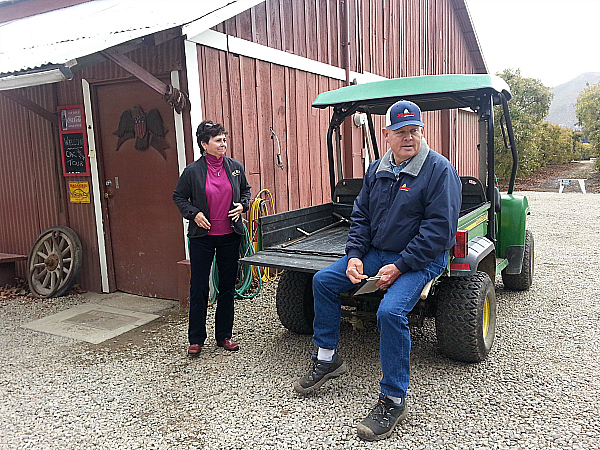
[346,138,462,274]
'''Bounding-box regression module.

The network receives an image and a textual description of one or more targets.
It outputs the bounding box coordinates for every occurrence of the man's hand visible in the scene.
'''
[375,264,402,290]
[346,257,368,284]
[194,212,211,230]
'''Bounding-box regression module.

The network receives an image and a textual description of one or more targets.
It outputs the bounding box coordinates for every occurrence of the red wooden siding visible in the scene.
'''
[456,109,479,177]
[195,45,343,212]
[211,0,483,200]
[223,0,478,79]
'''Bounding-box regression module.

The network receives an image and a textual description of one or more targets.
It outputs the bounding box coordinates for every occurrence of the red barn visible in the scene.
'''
[0,0,487,299]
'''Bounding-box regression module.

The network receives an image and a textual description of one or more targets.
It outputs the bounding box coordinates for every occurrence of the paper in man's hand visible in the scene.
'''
[354,276,382,295]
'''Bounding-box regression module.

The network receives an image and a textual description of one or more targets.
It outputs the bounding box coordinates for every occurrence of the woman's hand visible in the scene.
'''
[194,212,211,229]
[228,202,243,222]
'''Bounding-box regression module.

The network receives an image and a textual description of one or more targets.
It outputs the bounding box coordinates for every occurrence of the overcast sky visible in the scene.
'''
[466,0,600,88]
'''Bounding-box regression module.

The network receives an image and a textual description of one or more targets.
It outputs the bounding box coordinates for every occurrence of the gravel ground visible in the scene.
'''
[1,191,599,450]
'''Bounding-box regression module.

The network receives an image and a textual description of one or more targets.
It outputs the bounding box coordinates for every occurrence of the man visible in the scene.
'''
[293,100,462,441]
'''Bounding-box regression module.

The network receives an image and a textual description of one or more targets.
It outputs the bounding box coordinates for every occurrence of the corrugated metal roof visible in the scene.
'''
[0,0,262,76]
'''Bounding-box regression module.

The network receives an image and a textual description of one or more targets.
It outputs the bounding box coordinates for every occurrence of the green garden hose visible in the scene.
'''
[209,221,261,303]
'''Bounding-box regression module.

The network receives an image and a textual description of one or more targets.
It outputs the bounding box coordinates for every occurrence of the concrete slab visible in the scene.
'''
[21,298,167,344]
[81,291,177,314]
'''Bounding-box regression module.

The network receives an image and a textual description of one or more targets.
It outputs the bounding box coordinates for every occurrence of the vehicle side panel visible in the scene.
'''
[497,194,529,258]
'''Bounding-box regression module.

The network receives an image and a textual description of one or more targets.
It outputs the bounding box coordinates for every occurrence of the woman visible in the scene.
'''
[173,120,251,356]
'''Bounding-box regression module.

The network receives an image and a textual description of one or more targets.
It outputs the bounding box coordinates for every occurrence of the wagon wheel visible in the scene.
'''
[27,226,83,298]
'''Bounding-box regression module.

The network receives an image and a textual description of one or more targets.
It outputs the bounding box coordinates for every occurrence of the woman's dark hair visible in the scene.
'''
[196,120,227,154]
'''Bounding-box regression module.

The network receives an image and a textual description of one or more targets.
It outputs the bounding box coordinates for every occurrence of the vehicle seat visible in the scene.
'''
[460,176,487,214]
[333,178,363,205]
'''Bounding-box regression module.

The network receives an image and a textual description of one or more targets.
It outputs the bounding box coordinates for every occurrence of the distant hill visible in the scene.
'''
[546,72,600,129]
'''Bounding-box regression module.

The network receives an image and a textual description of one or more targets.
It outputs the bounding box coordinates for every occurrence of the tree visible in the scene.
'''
[575,81,600,169]
[494,69,553,180]
[538,122,583,164]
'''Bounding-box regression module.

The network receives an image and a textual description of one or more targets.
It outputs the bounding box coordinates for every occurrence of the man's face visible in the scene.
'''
[382,124,423,164]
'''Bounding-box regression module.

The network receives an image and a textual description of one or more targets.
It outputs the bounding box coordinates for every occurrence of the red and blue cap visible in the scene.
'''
[386,100,424,130]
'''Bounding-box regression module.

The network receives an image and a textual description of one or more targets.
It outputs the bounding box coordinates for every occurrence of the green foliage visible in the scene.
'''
[493,69,553,180]
[538,122,584,164]
[498,69,553,120]
[494,69,588,181]
[575,81,600,158]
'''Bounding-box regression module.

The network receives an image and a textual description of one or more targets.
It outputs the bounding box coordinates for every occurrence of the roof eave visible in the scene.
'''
[451,0,488,74]
[0,66,74,91]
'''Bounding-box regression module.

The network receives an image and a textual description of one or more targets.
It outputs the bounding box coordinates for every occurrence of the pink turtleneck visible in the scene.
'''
[205,153,233,235]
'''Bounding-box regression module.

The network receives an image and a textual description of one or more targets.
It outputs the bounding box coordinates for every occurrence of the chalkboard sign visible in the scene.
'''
[62,133,87,174]
[58,106,90,177]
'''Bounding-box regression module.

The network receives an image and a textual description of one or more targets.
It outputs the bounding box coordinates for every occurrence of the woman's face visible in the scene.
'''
[203,134,227,158]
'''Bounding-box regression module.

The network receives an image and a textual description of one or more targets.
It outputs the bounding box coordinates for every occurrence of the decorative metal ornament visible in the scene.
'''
[113,106,170,159]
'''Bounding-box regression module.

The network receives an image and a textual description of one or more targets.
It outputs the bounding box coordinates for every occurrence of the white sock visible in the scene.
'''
[386,395,403,405]
[317,348,335,362]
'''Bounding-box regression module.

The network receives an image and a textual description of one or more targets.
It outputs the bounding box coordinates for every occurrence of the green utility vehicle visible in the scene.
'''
[241,74,533,363]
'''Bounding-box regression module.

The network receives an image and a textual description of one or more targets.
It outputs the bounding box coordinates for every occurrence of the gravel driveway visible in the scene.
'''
[1,191,599,450]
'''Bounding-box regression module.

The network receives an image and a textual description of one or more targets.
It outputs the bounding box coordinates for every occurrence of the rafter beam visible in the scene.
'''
[101,48,168,96]
[0,90,58,124]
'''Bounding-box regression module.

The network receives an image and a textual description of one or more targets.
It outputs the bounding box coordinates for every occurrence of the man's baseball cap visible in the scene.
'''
[386,100,424,130]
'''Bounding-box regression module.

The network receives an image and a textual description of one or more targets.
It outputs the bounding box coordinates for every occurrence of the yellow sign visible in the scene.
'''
[69,181,90,203]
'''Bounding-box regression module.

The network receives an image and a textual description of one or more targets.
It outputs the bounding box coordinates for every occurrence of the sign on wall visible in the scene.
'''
[58,105,90,176]
[68,181,91,203]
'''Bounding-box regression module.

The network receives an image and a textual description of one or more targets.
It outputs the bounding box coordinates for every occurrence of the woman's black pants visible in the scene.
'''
[188,233,241,345]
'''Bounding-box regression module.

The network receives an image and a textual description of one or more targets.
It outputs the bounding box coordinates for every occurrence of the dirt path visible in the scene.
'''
[509,160,600,193]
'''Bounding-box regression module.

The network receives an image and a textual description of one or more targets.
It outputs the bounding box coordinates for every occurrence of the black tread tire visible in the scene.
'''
[276,271,314,334]
[435,271,496,363]
[27,226,83,298]
[501,229,534,291]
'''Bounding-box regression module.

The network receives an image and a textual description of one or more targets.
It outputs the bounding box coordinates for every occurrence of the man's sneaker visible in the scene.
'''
[356,395,408,441]
[293,354,347,394]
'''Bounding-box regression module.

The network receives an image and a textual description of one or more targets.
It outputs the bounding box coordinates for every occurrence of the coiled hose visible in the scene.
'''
[209,189,277,303]
[209,221,261,303]
[249,190,278,282]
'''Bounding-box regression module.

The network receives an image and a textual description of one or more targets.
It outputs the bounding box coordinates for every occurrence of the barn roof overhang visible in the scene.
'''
[452,0,488,75]
[0,0,264,90]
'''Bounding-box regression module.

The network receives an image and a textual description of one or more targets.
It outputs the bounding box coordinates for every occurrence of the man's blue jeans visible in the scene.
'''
[312,249,448,399]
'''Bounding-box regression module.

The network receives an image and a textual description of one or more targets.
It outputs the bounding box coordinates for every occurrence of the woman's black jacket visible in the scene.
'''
[173,156,251,238]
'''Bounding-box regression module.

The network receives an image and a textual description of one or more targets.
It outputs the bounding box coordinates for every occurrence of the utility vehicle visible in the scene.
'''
[241,74,533,362]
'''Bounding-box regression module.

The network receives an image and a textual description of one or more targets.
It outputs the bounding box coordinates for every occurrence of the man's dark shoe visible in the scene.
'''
[293,354,347,394]
[217,338,239,351]
[356,395,408,441]
[187,344,202,357]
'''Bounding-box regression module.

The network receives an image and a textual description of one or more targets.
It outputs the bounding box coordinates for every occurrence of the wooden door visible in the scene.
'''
[95,80,185,299]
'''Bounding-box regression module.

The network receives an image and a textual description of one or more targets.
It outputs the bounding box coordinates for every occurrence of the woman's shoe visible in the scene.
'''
[217,338,239,351]
[188,344,202,356]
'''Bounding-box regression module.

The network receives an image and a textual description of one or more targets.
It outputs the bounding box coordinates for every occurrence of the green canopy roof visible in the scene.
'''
[312,74,511,115]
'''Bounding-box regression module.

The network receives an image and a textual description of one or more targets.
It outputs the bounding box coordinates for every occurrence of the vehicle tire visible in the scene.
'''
[501,229,534,291]
[27,226,83,298]
[276,270,314,334]
[435,271,496,363]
